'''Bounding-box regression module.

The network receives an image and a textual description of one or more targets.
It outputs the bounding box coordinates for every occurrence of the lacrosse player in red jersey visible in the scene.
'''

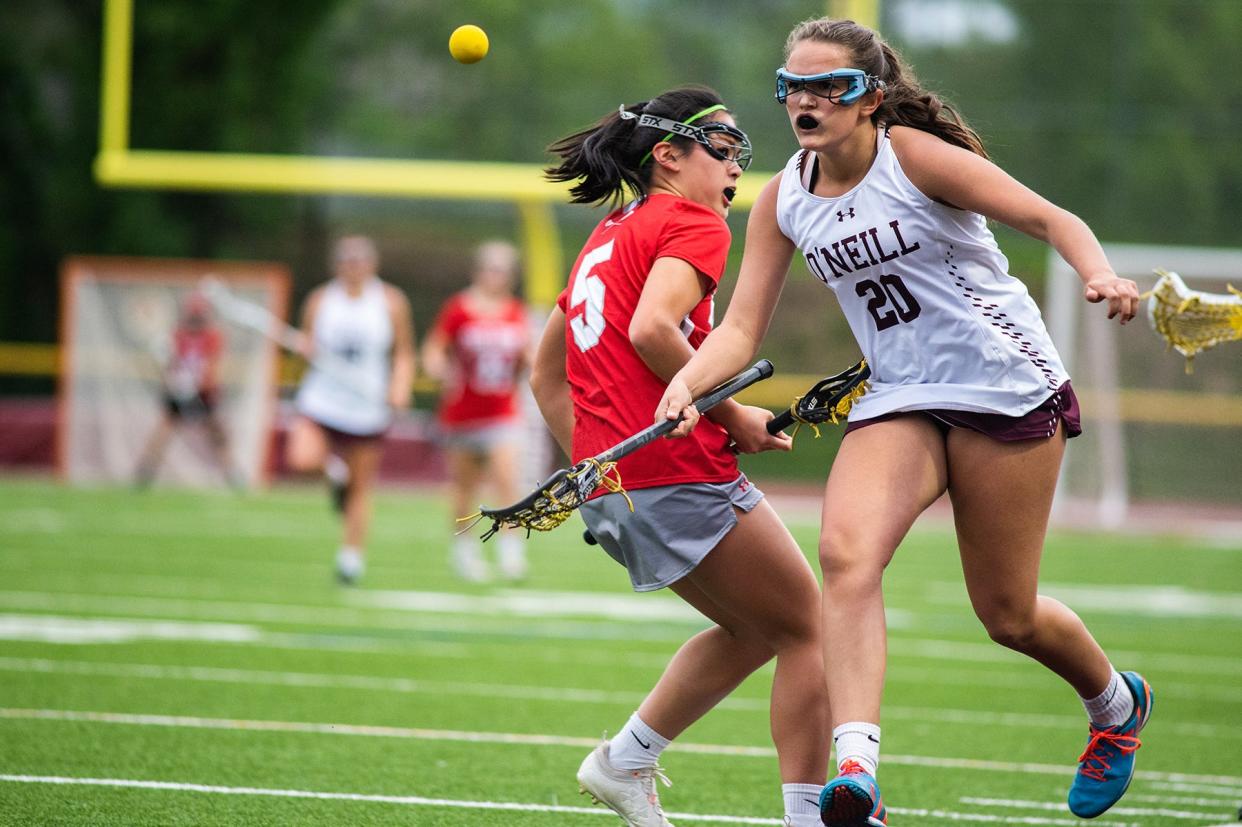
[422,240,532,582]
[659,19,1149,826]
[134,290,242,489]
[531,85,831,827]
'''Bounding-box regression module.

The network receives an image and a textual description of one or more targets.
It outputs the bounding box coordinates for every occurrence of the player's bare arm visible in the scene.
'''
[529,306,574,456]
[386,284,416,409]
[297,286,325,359]
[632,255,788,453]
[892,126,1139,322]
[660,174,796,435]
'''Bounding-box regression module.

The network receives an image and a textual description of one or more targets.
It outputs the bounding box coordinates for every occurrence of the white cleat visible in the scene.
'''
[577,743,674,827]
[451,538,491,583]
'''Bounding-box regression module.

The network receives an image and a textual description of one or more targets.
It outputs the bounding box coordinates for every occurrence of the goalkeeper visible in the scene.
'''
[532,86,831,827]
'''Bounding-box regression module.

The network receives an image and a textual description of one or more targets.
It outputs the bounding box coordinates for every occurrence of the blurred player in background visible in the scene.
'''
[422,240,531,582]
[533,86,830,827]
[134,290,242,488]
[659,18,1150,825]
[286,235,415,585]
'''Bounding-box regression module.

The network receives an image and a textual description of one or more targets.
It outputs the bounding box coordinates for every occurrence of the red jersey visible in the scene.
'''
[168,325,223,396]
[558,194,738,491]
[432,292,528,428]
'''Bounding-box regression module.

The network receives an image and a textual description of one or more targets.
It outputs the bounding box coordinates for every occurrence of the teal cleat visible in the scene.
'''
[1068,671,1154,818]
[819,760,887,827]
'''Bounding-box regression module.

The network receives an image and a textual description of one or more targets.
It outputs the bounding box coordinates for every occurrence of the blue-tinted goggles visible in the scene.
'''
[775,67,885,105]
[620,107,753,171]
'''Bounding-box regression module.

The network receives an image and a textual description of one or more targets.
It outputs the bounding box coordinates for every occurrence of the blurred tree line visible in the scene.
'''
[2,0,1240,368]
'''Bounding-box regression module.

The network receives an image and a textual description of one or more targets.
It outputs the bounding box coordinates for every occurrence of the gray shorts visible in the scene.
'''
[438,421,521,454]
[580,473,764,592]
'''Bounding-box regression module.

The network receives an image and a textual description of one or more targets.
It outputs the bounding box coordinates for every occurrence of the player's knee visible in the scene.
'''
[818,523,883,587]
[284,442,319,473]
[977,604,1038,651]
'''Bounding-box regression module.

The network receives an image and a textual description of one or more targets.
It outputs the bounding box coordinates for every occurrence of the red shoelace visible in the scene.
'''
[1077,728,1142,781]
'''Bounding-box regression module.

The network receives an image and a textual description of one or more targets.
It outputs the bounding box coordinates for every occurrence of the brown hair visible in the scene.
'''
[785,17,989,158]
[545,85,729,206]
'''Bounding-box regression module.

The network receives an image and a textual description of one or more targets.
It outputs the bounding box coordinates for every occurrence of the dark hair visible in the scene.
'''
[545,85,728,206]
[785,18,989,159]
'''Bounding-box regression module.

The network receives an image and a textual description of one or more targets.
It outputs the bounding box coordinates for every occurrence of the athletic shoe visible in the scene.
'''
[335,547,364,585]
[577,742,674,827]
[1068,671,1154,818]
[819,760,887,827]
[451,538,491,583]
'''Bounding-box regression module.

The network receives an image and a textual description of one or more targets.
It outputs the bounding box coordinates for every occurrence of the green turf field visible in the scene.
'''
[1,478,1239,826]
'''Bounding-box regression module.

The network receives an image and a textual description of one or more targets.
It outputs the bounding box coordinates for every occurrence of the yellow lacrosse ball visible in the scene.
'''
[449,24,489,64]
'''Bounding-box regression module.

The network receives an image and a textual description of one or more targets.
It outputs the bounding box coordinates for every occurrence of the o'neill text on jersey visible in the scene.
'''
[804,219,921,284]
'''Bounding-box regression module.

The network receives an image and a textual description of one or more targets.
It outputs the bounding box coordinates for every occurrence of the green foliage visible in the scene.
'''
[2,0,1242,355]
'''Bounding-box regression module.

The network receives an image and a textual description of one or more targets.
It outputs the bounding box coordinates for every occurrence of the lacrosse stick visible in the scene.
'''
[767,359,870,439]
[464,359,775,540]
[1145,269,1242,372]
[200,276,381,402]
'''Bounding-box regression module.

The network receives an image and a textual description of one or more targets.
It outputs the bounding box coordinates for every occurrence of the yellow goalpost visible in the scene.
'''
[94,0,878,306]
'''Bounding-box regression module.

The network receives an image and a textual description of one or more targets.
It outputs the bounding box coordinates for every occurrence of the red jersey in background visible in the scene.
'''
[432,293,528,429]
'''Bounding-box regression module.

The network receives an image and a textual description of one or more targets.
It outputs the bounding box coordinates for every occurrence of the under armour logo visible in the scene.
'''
[836,208,855,222]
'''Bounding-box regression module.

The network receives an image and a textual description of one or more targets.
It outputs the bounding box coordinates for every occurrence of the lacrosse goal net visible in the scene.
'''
[1045,243,1242,527]
[58,256,289,488]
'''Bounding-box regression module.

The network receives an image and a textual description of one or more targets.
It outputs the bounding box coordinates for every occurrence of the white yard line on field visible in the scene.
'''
[0,774,1144,826]
[0,614,262,645]
[1146,781,1242,797]
[2,707,1240,789]
[926,582,1242,621]
[3,589,1240,679]
[3,656,1235,739]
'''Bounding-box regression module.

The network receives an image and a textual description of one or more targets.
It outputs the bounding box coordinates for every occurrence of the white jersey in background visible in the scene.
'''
[775,127,1069,421]
[295,277,394,435]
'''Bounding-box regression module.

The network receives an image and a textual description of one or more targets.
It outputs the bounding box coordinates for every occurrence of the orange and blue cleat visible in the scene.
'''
[819,760,887,826]
[1068,671,1154,818]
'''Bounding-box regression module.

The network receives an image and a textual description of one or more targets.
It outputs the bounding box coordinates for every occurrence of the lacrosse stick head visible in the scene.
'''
[468,458,623,540]
[1146,269,1242,369]
[790,360,870,427]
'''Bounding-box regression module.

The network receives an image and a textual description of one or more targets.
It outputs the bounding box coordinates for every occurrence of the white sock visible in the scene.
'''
[1081,668,1134,728]
[833,722,881,776]
[608,712,670,770]
[336,546,364,578]
[324,453,349,485]
[783,782,823,822]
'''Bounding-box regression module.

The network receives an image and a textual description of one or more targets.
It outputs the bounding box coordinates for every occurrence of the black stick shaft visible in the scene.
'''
[767,408,796,435]
[595,359,774,465]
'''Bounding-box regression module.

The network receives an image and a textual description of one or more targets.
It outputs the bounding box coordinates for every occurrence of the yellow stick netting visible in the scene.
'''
[1144,270,1242,373]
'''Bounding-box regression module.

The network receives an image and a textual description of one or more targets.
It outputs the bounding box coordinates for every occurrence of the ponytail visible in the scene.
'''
[545,85,729,206]
[785,17,989,158]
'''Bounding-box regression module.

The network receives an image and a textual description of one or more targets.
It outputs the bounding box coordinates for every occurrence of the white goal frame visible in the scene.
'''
[1045,243,1242,527]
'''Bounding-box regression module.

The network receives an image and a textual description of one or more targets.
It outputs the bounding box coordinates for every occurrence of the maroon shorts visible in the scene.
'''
[312,419,388,450]
[844,382,1082,442]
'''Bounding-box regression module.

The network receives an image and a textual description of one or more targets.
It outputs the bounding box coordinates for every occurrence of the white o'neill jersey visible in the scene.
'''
[775,128,1069,421]
[295,277,394,434]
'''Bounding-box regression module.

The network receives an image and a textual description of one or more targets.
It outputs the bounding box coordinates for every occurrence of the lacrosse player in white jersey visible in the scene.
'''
[287,235,415,584]
[659,17,1150,826]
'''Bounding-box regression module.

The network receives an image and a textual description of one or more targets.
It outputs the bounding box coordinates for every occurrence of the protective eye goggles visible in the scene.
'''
[774,67,885,105]
[620,104,754,171]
